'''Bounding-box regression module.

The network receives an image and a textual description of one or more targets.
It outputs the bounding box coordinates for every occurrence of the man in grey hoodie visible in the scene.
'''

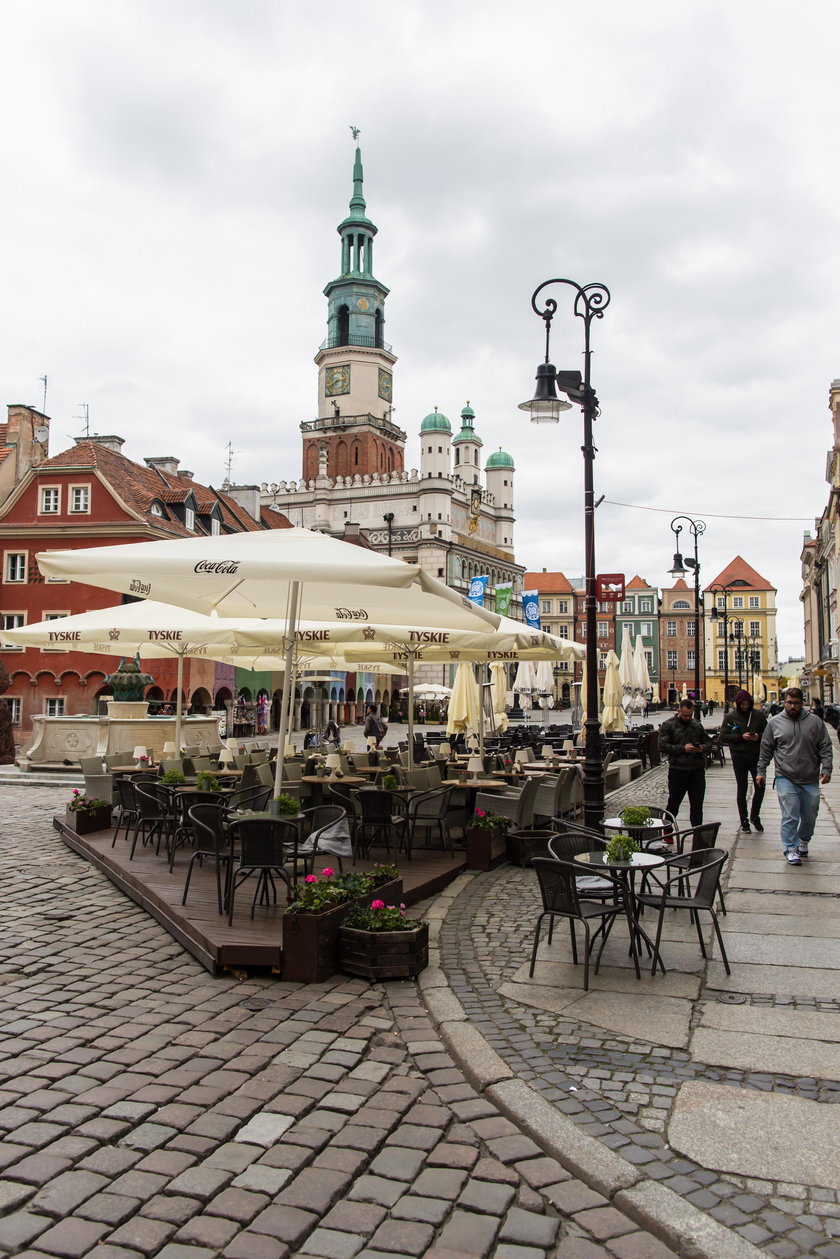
[756,688,832,865]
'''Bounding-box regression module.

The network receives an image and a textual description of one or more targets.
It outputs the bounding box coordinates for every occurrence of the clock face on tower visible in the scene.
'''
[325,364,351,396]
[378,369,393,402]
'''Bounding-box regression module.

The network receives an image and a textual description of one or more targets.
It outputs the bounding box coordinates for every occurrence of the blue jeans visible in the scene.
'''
[775,775,821,852]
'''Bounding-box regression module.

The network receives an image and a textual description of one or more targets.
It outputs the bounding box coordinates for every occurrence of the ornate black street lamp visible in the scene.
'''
[519,278,610,829]
[668,516,705,715]
[729,622,745,690]
[709,583,734,712]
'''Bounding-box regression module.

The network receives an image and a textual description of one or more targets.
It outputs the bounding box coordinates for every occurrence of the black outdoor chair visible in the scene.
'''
[183,803,233,915]
[355,789,407,862]
[668,822,726,912]
[547,830,614,900]
[530,857,624,990]
[225,784,273,813]
[112,777,140,848]
[169,790,230,872]
[226,816,300,924]
[404,784,457,858]
[130,781,174,860]
[635,849,731,976]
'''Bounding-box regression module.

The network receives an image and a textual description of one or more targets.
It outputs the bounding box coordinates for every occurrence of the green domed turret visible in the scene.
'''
[486,448,514,470]
[420,406,451,434]
[452,401,483,446]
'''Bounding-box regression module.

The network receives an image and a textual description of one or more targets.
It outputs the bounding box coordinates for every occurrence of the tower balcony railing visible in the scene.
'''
[319,334,393,352]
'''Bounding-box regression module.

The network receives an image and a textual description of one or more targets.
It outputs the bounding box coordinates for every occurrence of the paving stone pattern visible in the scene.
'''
[0,787,677,1259]
[438,767,840,1257]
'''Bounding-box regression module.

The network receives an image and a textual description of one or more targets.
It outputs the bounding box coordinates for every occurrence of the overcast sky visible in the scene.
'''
[3,0,838,661]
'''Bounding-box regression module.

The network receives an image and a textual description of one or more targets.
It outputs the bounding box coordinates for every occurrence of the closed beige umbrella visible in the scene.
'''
[601,650,627,733]
[447,663,481,737]
[489,662,509,733]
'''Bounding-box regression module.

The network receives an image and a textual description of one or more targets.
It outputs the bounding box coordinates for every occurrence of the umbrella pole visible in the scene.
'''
[273,580,301,796]
[175,650,184,750]
[478,663,485,760]
[407,648,416,770]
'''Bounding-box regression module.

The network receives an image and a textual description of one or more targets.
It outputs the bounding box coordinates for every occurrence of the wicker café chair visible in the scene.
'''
[530,857,623,990]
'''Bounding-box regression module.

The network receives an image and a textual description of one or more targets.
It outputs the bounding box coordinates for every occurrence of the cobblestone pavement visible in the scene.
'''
[432,765,840,1259]
[0,787,681,1259]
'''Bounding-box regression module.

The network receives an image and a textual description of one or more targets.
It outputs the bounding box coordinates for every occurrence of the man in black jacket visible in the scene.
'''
[659,699,710,826]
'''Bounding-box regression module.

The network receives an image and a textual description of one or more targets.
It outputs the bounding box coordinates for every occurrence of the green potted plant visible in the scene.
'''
[160,768,187,786]
[338,900,428,980]
[382,772,398,791]
[604,834,640,864]
[464,809,512,871]
[619,805,652,829]
[270,791,300,817]
[282,865,403,983]
[195,770,222,792]
[65,789,113,835]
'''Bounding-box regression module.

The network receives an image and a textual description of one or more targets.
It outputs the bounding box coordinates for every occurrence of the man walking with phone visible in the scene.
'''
[756,688,832,865]
[659,698,711,826]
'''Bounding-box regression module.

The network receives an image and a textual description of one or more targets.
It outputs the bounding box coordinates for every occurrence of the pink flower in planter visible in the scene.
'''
[72,789,80,796]
[474,809,486,818]
[322,867,334,877]
[400,903,406,909]
[305,875,318,884]
[370,899,385,910]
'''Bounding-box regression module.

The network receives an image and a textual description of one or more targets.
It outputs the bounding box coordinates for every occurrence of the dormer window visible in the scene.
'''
[211,516,221,536]
[184,506,195,531]
[150,502,164,517]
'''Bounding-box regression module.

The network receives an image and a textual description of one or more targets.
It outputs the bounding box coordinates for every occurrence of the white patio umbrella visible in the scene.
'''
[533,659,556,714]
[37,527,499,791]
[618,626,638,711]
[601,650,627,733]
[632,635,652,708]
[400,683,451,700]
[1,600,248,750]
[512,659,537,712]
[489,662,509,734]
[446,663,481,737]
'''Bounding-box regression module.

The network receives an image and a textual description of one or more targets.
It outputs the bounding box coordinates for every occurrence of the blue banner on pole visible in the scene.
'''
[522,590,541,630]
[468,575,489,606]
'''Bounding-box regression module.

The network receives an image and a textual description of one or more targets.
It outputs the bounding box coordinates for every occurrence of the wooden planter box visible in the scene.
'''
[338,922,429,981]
[506,827,554,868]
[465,826,508,871]
[281,877,402,984]
[65,805,113,835]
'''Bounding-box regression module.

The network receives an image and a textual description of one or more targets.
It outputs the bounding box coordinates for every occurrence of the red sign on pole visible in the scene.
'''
[596,574,625,603]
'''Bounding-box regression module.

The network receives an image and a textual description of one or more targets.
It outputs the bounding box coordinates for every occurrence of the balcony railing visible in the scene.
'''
[319,334,393,352]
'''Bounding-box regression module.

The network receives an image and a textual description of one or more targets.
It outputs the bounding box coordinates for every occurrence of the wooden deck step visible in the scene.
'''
[55,815,466,976]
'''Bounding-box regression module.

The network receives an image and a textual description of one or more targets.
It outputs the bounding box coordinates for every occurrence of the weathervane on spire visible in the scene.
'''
[349,125,360,141]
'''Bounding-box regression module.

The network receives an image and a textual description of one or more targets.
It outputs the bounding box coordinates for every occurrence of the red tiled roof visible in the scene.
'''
[523,571,575,594]
[260,506,293,529]
[669,578,691,591]
[36,441,264,535]
[706,556,774,592]
[626,575,652,589]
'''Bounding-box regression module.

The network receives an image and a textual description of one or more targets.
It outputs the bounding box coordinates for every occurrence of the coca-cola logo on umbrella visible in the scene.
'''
[193,560,241,575]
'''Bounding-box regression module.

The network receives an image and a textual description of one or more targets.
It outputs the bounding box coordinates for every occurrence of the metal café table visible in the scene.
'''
[571,849,667,977]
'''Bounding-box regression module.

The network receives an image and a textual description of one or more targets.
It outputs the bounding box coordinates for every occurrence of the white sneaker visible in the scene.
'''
[798,842,809,858]
[785,849,802,865]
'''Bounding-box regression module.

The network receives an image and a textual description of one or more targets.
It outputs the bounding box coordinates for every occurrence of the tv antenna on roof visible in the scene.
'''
[38,375,48,413]
[74,403,90,437]
[224,441,237,483]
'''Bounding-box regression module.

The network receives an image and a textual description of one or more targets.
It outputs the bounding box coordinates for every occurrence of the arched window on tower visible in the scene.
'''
[337,305,350,346]
[374,308,383,348]
[455,448,460,465]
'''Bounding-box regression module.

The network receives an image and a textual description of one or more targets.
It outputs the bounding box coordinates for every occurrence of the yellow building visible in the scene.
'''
[704,557,778,705]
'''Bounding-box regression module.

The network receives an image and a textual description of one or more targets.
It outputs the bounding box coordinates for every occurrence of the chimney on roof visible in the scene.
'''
[1,405,50,502]
[177,469,194,481]
[144,456,180,476]
[77,434,125,453]
[224,484,261,521]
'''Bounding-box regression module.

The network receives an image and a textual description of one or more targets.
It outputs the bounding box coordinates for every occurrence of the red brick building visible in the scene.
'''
[0,419,290,739]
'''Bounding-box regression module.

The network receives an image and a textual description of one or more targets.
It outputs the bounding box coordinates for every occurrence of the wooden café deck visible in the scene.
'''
[54,813,465,977]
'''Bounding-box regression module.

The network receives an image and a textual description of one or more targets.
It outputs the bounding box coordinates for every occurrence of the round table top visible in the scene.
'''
[603,816,665,831]
[572,849,666,871]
